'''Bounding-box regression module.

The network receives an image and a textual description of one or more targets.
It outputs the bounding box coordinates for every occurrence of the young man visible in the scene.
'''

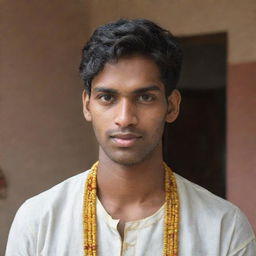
[6,19,256,256]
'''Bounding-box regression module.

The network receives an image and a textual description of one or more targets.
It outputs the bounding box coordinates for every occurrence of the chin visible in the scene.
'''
[111,158,142,167]
[105,150,153,167]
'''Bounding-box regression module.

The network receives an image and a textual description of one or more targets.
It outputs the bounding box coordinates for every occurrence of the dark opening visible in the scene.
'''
[163,33,227,198]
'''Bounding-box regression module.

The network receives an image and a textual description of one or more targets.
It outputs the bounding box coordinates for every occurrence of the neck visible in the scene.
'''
[96,148,165,207]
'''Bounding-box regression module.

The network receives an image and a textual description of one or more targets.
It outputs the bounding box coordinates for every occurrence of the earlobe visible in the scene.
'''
[82,90,92,122]
[166,89,181,123]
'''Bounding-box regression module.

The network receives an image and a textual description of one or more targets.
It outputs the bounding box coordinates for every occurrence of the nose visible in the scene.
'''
[114,99,138,128]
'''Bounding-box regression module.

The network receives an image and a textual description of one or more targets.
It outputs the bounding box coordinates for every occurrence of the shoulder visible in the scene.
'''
[174,172,235,211]
[23,170,90,212]
[174,173,256,255]
[11,169,90,223]
[6,170,91,255]
[174,172,247,221]
[11,170,91,234]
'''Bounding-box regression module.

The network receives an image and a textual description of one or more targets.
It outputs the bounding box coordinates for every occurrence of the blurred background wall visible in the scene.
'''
[1,0,255,254]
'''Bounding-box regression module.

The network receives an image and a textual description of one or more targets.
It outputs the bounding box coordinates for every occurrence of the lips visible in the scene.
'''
[110,133,142,147]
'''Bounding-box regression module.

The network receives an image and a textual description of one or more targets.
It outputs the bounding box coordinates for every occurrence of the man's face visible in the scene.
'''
[83,55,181,166]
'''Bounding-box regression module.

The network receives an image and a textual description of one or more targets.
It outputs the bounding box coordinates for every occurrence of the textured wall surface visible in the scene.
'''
[227,62,256,231]
[0,1,98,253]
[84,0,256,63]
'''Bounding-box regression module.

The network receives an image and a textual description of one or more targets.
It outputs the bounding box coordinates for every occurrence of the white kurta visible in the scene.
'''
[5,170,256,256]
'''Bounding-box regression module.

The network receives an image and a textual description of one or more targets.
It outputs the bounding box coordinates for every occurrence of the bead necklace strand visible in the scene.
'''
[83,162,179,256]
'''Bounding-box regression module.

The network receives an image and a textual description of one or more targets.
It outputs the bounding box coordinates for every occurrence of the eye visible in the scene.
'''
[98,94,115,104]
[137,94,155,102]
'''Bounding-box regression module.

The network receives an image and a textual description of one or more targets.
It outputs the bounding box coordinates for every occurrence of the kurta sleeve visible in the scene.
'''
[228,207,256,256]
[5,200,39,256]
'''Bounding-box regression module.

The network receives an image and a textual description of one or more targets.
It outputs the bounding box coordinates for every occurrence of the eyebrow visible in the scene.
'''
[133,85,161,94]
[93,85,161,94]
[93,87,117,94]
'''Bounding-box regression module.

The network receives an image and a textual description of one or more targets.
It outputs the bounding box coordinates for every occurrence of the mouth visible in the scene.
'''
[110,133,142,147]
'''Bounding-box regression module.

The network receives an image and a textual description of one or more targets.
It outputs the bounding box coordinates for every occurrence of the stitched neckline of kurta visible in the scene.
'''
[96,197,165,230]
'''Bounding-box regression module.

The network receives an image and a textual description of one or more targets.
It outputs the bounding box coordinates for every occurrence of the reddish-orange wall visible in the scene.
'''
[227,62,256,231]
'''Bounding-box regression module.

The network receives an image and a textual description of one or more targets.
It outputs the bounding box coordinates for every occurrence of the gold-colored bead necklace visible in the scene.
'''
[83,161,179,256]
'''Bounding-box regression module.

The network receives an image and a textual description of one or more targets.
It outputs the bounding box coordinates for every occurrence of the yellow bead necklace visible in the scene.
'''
[83,162,179,256]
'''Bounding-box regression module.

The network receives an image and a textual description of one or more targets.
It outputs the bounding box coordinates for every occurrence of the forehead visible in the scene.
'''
[91,55,164,92]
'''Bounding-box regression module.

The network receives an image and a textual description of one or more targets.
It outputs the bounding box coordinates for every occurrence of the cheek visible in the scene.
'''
[90,110,112,137]
[90,105,106,122]
[141,111,166,138]
[141,107,167,125]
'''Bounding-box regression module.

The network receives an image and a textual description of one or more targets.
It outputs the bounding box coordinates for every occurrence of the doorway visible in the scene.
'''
[163,33,227,198]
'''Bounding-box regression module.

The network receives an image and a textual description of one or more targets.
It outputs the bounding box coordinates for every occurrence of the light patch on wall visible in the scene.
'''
[0,168,7,199]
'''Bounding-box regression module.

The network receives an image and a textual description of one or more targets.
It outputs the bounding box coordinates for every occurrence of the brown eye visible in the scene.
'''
[138,94,155,102]
[98,94,115,103]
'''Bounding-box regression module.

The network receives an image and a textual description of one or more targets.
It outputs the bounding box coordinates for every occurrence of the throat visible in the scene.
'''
[96,158,166,239]
[98,195,165,240]
[96,158,166,206]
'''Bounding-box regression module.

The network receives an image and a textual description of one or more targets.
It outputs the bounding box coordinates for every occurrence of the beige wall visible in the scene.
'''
[0,0,98,253]
[1,0,256,254]
[84,0,256,63]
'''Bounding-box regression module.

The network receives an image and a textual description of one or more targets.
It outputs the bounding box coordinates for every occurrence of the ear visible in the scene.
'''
[82,90,92,122]
[165,89,181,123]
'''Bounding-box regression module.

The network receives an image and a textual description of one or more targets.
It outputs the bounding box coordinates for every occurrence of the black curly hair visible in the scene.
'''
[79,18,182,96]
